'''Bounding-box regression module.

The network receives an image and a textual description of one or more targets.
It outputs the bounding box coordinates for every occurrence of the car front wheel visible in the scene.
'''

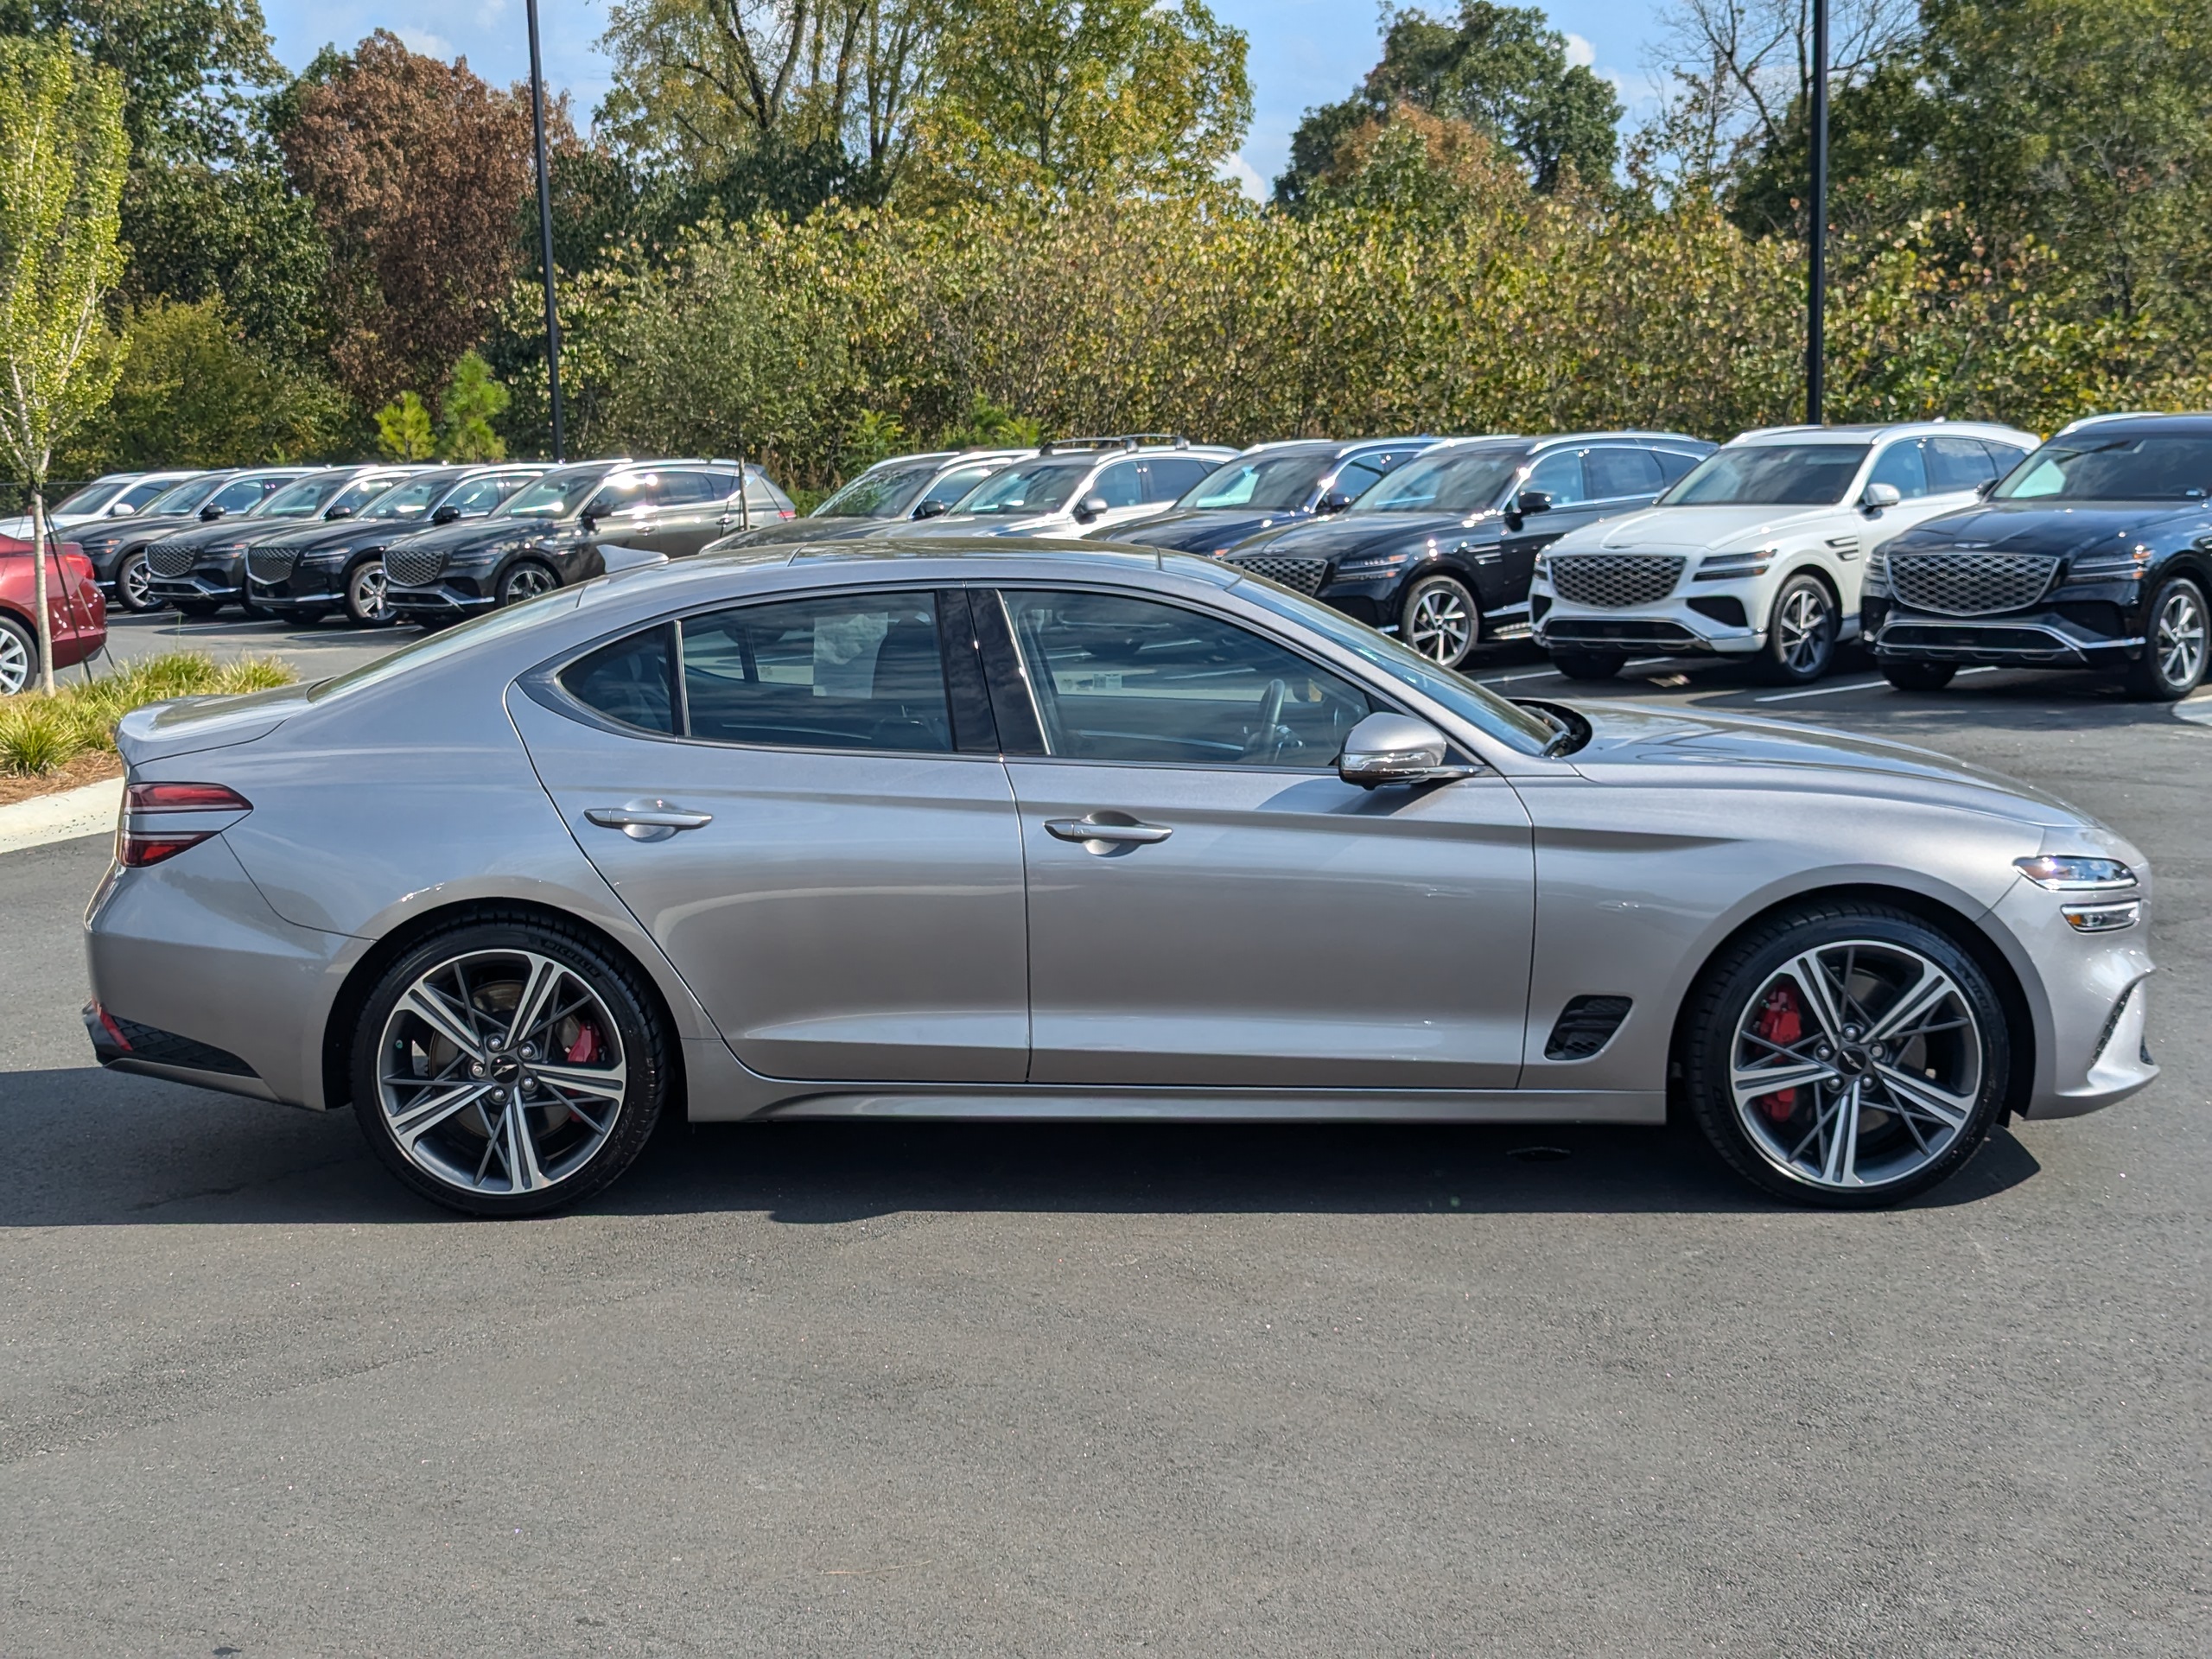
[2123,575,2208,701]
[498,561,558,607]
[351,918,670,1217]
[114,550,159,613]
[1681,900,2008,1207]
[1755,575,1837,683]
[0,614,34,695]
[1400,574,1478,667]
[346,557,394,626]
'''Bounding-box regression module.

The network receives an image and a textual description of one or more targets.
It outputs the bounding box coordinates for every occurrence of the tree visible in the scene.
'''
[279,31,534,408]
[375,392,435,461]
[436,352,510,461]
[0,35,127,695]
[1277,3,1620,203]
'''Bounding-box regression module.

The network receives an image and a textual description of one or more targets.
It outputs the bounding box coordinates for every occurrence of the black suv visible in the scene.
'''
[73,468,312,612]
[144,466,421,616]
[1101,438,1436,556]
[712,448,1032,549]
[1218,432,1713,667]
[246,464,544,626]
[1866,414,2212,700]
[383,460,795,621]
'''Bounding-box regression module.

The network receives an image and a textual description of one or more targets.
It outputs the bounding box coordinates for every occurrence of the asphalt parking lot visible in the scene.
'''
[5,613,2209,1656]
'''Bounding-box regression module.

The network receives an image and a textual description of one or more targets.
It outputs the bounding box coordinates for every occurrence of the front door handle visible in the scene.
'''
[1045,813,1173,852]
[586,799,714,842]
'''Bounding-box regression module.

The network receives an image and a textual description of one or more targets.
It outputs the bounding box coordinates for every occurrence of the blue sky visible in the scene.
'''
[258,1,1673,195]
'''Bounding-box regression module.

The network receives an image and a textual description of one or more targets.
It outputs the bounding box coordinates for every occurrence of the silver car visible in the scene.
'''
[84,543,2158,1216]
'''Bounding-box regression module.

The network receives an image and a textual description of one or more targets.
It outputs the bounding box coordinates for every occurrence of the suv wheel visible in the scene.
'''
[1549,650,1624,682]
[114,550,159,613]
[1681,900,2008,1207]
[346,557,394,626]
[1880,658,1956,693]
[351,918,671,1217]
[498,561,557,607]
[0,614,34,695]
[1754,575,1837,684]
[2123,575,2208,701]
[1401,575,1478,667]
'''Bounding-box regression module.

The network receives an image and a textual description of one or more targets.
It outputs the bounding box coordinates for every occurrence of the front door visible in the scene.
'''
[988,586,1535,1089]
[511,587,1029,1083]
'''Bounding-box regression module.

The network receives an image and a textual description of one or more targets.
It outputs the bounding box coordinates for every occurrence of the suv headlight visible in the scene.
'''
[1863,545,1889,595]
[2066,543,2154,582]
[2015,855,2137,890]
[1694,547,1777,581]
[1532,550,1552,579]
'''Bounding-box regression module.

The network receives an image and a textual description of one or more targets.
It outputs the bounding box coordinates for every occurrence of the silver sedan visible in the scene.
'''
[84,543,2159,1215]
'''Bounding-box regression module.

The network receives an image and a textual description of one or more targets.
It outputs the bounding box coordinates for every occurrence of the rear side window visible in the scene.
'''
[1585,447,1663,498]
[681,594,950,752]
[1143,457,1216,501]
[658,470,723,506]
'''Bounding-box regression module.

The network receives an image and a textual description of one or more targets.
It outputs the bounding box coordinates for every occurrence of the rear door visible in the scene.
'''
[637,468,727,556]
[512,586,1029,1083]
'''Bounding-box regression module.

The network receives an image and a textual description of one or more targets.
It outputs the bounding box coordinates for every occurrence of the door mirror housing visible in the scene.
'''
[323,503,354,520]
[1974,476,1999,499]
[108,500,137,516]
[1515,489,1553,516]
[1861,481,1903,512]
[1073,493,1111,522]
[1338,712,1479,789]
[1316,489,1353,515]
[198,503,226,521]
[579,509,600,532]
[431,502,462,524]
[913,498,950,519]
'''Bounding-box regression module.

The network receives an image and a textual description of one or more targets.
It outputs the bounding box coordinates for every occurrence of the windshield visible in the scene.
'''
[1236,578,1559,755]
[143,474,226,516]
[500,471,606,518]
[812,463,935,518]
[1993,434,2212,500]
[1662,443,1872,506]
[952,458,1092,515]
[1351,448,1522,514]
[358,475,454,521]
[1179,453,1336,512]
[49,478,130,517]
[256,474,357,518]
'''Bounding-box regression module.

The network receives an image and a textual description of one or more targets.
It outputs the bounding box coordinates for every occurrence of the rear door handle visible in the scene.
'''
[586,800,714,842]
[1046,814,1173,849]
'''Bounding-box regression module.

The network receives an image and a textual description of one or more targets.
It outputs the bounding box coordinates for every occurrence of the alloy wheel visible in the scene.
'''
[1728,939,1986,1192]
[375,949,628,1198]
[0,620,29,695]
[118,553,155,612]
[501,563,556,605]
[1776,584,1832,676]
[2155,585,2206,690]
[348,560,391,625]
[1405,580,1475,664]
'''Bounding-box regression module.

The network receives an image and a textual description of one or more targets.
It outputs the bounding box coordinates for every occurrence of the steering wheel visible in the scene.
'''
[1243,677,1292,761]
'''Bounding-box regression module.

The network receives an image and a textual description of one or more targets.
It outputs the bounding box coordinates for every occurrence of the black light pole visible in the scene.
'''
[1806,0,1830,426]
[525,0,566,461]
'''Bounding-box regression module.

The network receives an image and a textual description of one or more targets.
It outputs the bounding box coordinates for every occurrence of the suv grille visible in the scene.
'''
[1225,552,1329,594]
[1890,550,2059,616]
[147,541,196,577]
[1550,553,1685,608]
[247,544,300,582]
[385,544,444,587]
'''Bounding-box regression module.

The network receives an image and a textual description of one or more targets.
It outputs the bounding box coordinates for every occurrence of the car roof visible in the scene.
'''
[1727,421,2036,445]
[1230,436,1444,459]
[2051,410,2212,439]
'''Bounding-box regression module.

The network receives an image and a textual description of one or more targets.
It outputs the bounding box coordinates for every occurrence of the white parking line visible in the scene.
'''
[1753,664,2003,702]
[1474,668,1566,685]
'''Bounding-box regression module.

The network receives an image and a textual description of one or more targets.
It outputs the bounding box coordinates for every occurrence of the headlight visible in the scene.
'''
[2014,855,2138,890]
[1863,546,1889,594]
[2066,543,2153,581]
[1694,548,1777,581]
[1532,551,1551,578]
[1336,550,1412,575]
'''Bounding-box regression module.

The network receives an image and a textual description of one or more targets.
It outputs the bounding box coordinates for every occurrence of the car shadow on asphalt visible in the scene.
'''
[0,1065,2043,1226]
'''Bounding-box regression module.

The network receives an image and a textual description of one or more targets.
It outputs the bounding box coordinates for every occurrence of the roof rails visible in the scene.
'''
[1039,433,1192,454]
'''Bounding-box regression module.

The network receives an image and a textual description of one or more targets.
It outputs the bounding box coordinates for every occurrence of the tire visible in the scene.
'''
[350,916,671,1217]
[1549,649,1625,682]
[1753,574,1838,684]
[1681,900,2009,1208]
[0,613,35,696]
[174,599,220,619]
[344,556,395,626]
[497,560,558,608]
[1399,574,1479,668]
[113,550,160,613]
[2121,575,2208,702]
[1880,658,1957,693]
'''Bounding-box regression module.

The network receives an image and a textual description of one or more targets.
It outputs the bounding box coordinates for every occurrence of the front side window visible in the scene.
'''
[327,476,406,517]
[116,477,179,512]
[1352,447,1525,514]
[1522,448,1587,505]
[814,464,934,518]
[256,474,356,518]
[1993,434,2212,501]
[681,594,950,752]
[1662,444,1873,506]
[145,475,224,515]
[503,471,607,518]
[359,477,454,521]
[439,474,528,517]
[584,476,657,518]
[207,476,284,514]
[1001,589,1372,768]
[49,479,130,517]
[1866,440,1930,499]
[954,458,1095,515]
[1585,447,1663,499]
[1089,460,1144,509]
[920,462,1001,511]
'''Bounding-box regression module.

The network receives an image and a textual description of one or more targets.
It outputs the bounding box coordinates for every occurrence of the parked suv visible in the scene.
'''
[712,449,1032,549]
[246,464,544,626]
[1532,421,2036,683]
[1101,437,1438,556]
[882,436,1234,541]
[1221,432,1713,668]
[0,469,207,541]
[1866,413,2212,700]
[145,465,423,617]
[383,460,794,621]
[73,469,312,613]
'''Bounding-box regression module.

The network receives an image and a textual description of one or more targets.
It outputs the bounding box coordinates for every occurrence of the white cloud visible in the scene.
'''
[1564,32,1597,69]
[1218,152,1268,201]
[398,27,456,58]
[476,0,509,23]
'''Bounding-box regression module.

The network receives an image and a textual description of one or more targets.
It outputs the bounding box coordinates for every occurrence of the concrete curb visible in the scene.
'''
[0,775,121,855]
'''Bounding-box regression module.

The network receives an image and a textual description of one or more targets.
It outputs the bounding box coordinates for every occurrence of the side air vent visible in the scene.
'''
[1545,995,1633,1060]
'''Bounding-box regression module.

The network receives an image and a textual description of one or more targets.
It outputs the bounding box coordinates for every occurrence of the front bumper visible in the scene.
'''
[1531,582,1766,656]
[1990,871,2158,1119]
[1865,594,2144,668]
[146,566,245,605]
[386,576,496,618]
[249,557,351,610]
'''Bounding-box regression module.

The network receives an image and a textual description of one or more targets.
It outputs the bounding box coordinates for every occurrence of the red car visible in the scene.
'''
[0,533,107,695]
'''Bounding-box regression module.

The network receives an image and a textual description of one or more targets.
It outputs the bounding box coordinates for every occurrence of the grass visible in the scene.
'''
[0,652,298,779]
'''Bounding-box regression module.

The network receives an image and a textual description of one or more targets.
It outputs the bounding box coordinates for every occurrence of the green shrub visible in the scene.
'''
[0,652,298,778]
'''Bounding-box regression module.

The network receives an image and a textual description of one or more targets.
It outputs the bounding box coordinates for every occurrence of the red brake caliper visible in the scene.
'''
[565,1022,600,1065]
[1751,983,1804,1122]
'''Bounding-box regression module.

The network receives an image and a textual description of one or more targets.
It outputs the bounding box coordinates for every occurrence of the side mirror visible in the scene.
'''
[1337,712,1478,789]
[1862,482,1902,512]
[1516,490,1553,516]
[1316,490,1353,515]
[913,498,950,519]
[1073,493,1110,522]
[580,509,599,532]
[199,503,226,521]
[109,501,137,516]
[431,503,461,524]
[323,504,354,520]
[1974,477,1999,499]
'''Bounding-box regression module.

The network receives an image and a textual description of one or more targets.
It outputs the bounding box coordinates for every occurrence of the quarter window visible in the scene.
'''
[1000,589,1373,768]
[561,628,677,735]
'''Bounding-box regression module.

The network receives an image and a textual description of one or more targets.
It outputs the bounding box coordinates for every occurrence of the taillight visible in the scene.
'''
[778,509,796,519]
[118,782,251,867]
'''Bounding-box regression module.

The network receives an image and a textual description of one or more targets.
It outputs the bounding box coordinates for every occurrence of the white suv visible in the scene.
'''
[884,435,1236,541]
[1530,421,2038,683]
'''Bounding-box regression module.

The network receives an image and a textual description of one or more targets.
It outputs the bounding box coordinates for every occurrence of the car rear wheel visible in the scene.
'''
[1681,901,2008,1207]
[498,561,557,607]
[1754,575,1837,684]
[352,918,670,1217]
[1880,658,1957,692]
[114,550,159,613]
[2122,575,2208,701]
[1548,649,1624,681]
[1400,575,1478,667]
[345,557,394,626]
[0,614,34,695]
